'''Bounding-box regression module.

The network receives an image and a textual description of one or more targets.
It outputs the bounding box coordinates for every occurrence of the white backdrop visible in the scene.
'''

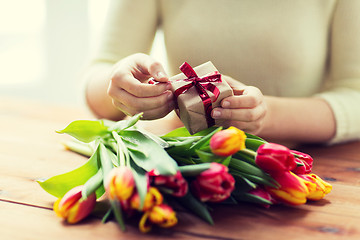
[0,0,166,106]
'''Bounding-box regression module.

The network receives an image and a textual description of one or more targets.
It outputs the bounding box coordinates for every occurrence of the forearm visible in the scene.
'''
[259,96,336,143]
[84,63,126,121]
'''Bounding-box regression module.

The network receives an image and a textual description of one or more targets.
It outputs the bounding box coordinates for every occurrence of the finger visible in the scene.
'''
[212,105,266,123]
[110,87,174,112]
[109,73,171,98]
[133,54,169,82]
[221,87,263,109]
[222,75,246,91]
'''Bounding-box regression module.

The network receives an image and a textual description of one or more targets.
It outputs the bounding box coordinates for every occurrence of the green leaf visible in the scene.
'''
[176,191,213,225]
[219,156,232,167]
[232,192,273,206]
[82,169,104,199]
[165,138,199,157]
[188,127,222,154]
[161,127,192,138]
[101,208,113,224]
[99,142,114,179]
[195,149,217,163]
[136,127,170,148]
[233,151,257,167]
[232,174,258,190]
[111,131,128,166]
[245,138,266,151]
[108,112,143,132]
[110,200,126,231]
[56,120,109,143]
[61,140,94,157]
[129,159,148,209]
[37,145,101,198]
[179,163,212,176]
[171,155,196,165]
[229,158,270,180]
[122,130,178,175]
[230,169,276,188]
[161,126,220,138]
[245,132,267,142]
[193,126,222,136]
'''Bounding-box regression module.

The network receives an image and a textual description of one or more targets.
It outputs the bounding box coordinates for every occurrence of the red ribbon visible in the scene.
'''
[173,62,222,128]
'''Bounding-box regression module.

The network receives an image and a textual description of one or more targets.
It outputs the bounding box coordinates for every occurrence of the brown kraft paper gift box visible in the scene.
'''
[169,61,233,134]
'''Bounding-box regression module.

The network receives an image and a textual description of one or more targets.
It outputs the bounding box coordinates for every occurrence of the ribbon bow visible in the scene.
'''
[173,62,222,128]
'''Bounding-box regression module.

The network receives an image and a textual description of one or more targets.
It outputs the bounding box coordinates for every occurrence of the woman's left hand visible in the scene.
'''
[211,75,268,135]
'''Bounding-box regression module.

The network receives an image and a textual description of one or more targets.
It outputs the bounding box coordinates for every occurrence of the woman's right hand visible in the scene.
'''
[107,53,175,120]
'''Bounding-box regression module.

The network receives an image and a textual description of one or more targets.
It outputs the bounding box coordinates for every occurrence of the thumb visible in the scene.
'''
[149,62,169,83]
[138,55,169,82]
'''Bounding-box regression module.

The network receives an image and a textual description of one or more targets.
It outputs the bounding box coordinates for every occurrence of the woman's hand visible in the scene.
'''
[211,75,268,135]
[107,53,175,120]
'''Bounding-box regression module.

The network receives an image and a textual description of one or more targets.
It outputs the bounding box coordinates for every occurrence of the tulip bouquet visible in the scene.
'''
[38,113,332,233]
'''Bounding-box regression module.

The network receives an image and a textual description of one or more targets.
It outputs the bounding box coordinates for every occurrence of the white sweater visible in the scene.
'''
[92,0,360,144]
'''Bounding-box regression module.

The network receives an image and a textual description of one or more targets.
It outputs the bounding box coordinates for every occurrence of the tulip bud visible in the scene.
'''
[138,204,178,233]
[255,143,297,173]
[105,166,135,201]
[291,150,313,174]
[248,187,276,208]
[130,187,163,212]
[149,170,188,197]
[53,185,96,224]
[148,204,178,228]
[298,173,332,201]
[210,127,247,157]
[191,162,235,202]
[266,171,314,206]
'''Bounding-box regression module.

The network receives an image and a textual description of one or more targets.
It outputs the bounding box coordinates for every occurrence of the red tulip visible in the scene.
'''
[255,143,297,173]
[105,166,135,201]
[210,127,247,157]
[53,185,96,224]
[291,150,313,174]
[149,170,188,197]
[191,162,235,202]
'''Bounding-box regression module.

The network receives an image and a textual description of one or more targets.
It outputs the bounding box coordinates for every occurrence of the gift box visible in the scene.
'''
[170,62,233,134]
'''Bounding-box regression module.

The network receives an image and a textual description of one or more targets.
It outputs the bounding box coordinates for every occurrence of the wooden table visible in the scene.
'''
[1,97,360,240]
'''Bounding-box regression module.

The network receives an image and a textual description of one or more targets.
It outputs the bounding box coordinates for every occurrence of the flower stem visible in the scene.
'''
[239,148,257,158]
[61,140,93,157]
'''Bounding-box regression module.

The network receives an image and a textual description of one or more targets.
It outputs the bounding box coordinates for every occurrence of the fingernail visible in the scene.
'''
[222,101,230,108]
[212,110,221,118]
[157,71,167,79]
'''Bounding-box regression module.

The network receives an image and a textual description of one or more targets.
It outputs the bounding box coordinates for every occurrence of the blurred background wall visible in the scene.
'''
[0,0,166,106]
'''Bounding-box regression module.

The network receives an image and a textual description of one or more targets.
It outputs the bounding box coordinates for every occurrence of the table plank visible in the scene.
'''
[2,96,360,240]
[0,200,210,240]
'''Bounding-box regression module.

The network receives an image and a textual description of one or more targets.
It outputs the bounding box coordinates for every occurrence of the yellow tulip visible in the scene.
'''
[210,127,246,156]
[299,173,332,201]
[267,172,315,205]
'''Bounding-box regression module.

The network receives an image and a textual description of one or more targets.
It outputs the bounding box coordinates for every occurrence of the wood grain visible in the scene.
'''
[1,96,360,240]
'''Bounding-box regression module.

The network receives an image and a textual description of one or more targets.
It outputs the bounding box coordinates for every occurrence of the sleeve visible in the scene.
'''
[315,0,360,144]
[91,0,160,64]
